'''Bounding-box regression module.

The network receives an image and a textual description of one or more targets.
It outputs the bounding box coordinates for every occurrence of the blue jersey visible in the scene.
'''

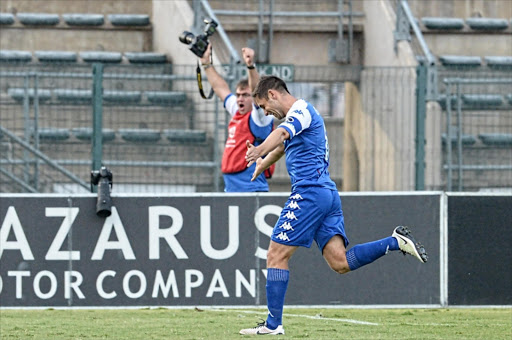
[277,99,337,191]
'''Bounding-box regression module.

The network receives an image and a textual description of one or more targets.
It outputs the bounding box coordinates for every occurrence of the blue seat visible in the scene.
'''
[17,13,60,26]
[461,94,503,108]
[478,133,512,146]
[72,127,116,142]
[484,56,512,69]
[35,51,78,63]
[421,17,464,30]
[164,129,207,143]
[145,91,187,105]
[8,88,52,103]
[119,128,161,143]
[0,13,15,25]
[34,128,71,141]
[62,13,104,26]
[0,50,32,62]
[79,51,122,63]
[107,14,150,26]
[103,91,142,104]
[439,55,482,68]
[54,89,92,103]
[124,52,167,64]
[466,18,509,30]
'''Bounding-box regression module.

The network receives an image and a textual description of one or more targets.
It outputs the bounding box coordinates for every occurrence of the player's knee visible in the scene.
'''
[329,261,351,275]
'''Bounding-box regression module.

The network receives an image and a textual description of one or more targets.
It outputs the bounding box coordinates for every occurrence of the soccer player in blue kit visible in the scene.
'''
[241,76,428,335]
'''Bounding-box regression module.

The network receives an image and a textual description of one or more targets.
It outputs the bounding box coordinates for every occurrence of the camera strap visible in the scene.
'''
[196,54,214,100]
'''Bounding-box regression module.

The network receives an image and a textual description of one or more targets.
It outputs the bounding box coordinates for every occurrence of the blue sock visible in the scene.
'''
[265,268,289,329]
[346,236,399,271]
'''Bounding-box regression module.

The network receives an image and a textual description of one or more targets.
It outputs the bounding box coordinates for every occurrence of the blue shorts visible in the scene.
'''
[271,186,349,252]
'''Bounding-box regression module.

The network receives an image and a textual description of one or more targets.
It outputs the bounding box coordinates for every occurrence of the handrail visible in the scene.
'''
[0,126,90,191]
[398,0,436,66]
[199,0,241,64]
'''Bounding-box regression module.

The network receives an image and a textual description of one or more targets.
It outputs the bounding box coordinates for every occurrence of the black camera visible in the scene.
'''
[90,166,113,218]
[179,18,218,57]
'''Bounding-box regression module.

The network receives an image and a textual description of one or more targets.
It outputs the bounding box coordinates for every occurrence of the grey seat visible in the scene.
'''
[466,18,509,30]
[103,91,142,104]
[478,133,512,146]
[439,55,482,68]
[8,88,52,102]
[119,128,161,142]
[54,89,92,103]
[145,91,187,105]
[164,129,207,143]
[506,94,512,105]
[461,94,503,108]
[442,133,477,146]
[35,51,78,63]
[79,51,122,63]
[0,13,15,25]
[421,17,464,30]
[72,127,116,142]
[62,13,104,26]
[34,128,71,141]
[0,50,32,62]
[17,13,60,26]
[484,56,512,69]
[124,52,167,64]
[108,14,150,26]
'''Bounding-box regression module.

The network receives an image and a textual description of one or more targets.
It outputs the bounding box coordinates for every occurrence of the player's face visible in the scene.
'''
[235,86,253,114]
[255,93,286,120]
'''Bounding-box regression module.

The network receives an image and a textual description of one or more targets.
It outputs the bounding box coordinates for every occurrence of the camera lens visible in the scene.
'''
[179,31,195,45]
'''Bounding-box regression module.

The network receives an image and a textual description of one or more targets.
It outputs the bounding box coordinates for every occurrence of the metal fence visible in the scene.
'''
[1,62,510,193]
[0,62,357,193]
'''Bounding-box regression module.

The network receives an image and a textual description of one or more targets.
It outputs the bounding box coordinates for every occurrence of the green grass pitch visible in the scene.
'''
[1,307,510,339]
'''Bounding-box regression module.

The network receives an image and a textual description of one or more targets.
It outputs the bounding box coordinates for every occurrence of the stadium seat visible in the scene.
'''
[164,129,207,143]
[461,94,504,108]
[421,17,464,30]
[0,13,15,25]
[35,51,78,63]
[8,88,52,103]
[439,55,482,68]
[17,13,60,26]
[442,133,477,146]
[437,94,459,110]
[72,127,116,142]
[103,90,142,104]
[54,89,92,103]
[62,13,104,26]
[0,50,32,62]
[34,128,71,141]
[107,14,150,26]
[466,18,509,30]
[506,94,512,105]
[478,133,512,146]
[79,51,122,63]
[124,52,167,64]
[145,91,187,105]
[119,128,161,142]
[484,56,512,69]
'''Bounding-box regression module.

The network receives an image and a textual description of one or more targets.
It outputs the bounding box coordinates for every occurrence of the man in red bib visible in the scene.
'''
[200,44,274,192]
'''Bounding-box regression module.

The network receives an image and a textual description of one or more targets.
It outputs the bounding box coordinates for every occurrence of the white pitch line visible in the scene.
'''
[208,308,379,326]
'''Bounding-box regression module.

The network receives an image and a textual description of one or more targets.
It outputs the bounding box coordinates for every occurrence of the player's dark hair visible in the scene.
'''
[252,75,290,99]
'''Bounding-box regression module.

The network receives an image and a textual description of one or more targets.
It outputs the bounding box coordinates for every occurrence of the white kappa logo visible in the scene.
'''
[287,201,301,209]
[284,211,298,220]
[275,232,290,242]
[279,221,294,231]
